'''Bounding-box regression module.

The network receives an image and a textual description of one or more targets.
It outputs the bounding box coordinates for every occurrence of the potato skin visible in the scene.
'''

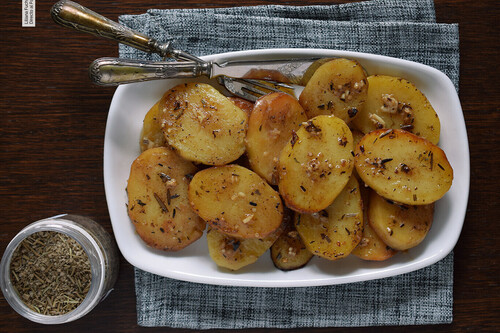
[127,147,205,251]
[207,222,285,271]
[295,176,363,260]
[188,165,284,239]
[299,58,368,123]
[158,83,247,165]
[368,191,434,251]
[140,99,167,152]
[351,185,397,261]
[352,75,441,144]
[246,92,308,184]
[354,129,453,205]
[278,115,354,213]
[271,209,313,271]
[227,97,254,117]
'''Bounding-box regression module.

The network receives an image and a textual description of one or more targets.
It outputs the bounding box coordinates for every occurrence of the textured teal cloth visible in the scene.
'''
[119,0,458,328]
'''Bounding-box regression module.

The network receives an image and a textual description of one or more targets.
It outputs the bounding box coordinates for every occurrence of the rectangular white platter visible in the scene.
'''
[103,48,469,287]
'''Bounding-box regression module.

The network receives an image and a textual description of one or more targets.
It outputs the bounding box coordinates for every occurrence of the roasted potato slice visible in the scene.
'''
[299,58,368,123]
[295,177,363,260]
[140,99,167,152]
[368,190,434,251]
[158,83,247,165]
[278,115,354,213]
[354,129,453,205]
[271,210,313,271]
[246,92,308,184]
[188,164,283,239]
[127,147,205,251]
[352,75,441,144]
[207,222,285,271]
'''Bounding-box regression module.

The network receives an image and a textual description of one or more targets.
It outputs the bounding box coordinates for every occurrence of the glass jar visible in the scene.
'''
[0,214,119,324]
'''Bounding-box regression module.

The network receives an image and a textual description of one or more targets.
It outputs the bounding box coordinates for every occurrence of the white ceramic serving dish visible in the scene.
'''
[103,48,469,287]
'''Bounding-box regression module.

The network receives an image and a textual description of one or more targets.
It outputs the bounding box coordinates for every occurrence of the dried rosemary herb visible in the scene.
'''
[10,231,91,316]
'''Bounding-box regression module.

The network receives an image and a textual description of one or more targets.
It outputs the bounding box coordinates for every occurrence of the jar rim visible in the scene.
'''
[0,215,106,324]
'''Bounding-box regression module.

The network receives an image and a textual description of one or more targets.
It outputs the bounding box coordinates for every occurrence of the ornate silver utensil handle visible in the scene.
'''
[89,58,210,86]
[50,0,202,62]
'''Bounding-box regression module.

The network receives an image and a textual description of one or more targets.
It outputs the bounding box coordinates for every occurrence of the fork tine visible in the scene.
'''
[240,79,283,94]
[219,76,302,102]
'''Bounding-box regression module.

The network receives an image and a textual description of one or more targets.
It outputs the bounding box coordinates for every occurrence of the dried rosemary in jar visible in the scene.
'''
[10,231,91,315]
[1,215,119,324]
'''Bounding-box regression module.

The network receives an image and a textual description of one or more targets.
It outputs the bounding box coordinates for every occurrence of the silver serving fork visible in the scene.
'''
[51,0,309,101]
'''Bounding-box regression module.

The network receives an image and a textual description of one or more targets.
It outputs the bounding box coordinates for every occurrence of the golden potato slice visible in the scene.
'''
[158,83,247,165]
[271,210,313,271]
[140,99,167,152]
[127,147,205,251]
[368,190,434,251]
[354,129,453,205]
[188,165,283,239]
[352,75,441,144]
[278,115,354,213]
[299,58,368,123]
[246,92,308,184]
[207,222,285,271]
[295,177,363,260]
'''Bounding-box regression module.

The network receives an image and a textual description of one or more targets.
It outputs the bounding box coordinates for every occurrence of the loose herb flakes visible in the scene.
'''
[10,231,91,316]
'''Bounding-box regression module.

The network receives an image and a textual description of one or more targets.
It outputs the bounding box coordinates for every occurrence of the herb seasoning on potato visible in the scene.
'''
[352,75,441,144]
[127,147,205,251]
[295,176,363,260]
[188,164,283,239]
[299,58,368,123]
[158,82,247,165]
[354,129,453,205]
[278,115,354,213]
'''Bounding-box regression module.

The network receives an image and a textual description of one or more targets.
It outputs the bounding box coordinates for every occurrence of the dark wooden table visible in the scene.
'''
[1,0,498,332]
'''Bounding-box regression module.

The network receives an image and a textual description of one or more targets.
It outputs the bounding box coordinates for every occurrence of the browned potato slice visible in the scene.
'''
[188,165,283,239]
[271,210,313,271]
[227,96,254,117]
[158,83,247,165]
[246,92,308,184]
[368,191,434,251]
[278,115,354,213]
[295,177,363,260]
[299,58,368,123]
[127,147,205,251]
[354,129,453,205]
[207,222,285,271]
[352,75,441,144]
[140,99,167,152]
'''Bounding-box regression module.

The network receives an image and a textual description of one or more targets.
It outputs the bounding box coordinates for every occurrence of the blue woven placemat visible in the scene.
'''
[119,0,458,328]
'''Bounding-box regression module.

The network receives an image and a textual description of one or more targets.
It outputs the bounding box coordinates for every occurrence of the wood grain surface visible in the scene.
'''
[0,0,498,332]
